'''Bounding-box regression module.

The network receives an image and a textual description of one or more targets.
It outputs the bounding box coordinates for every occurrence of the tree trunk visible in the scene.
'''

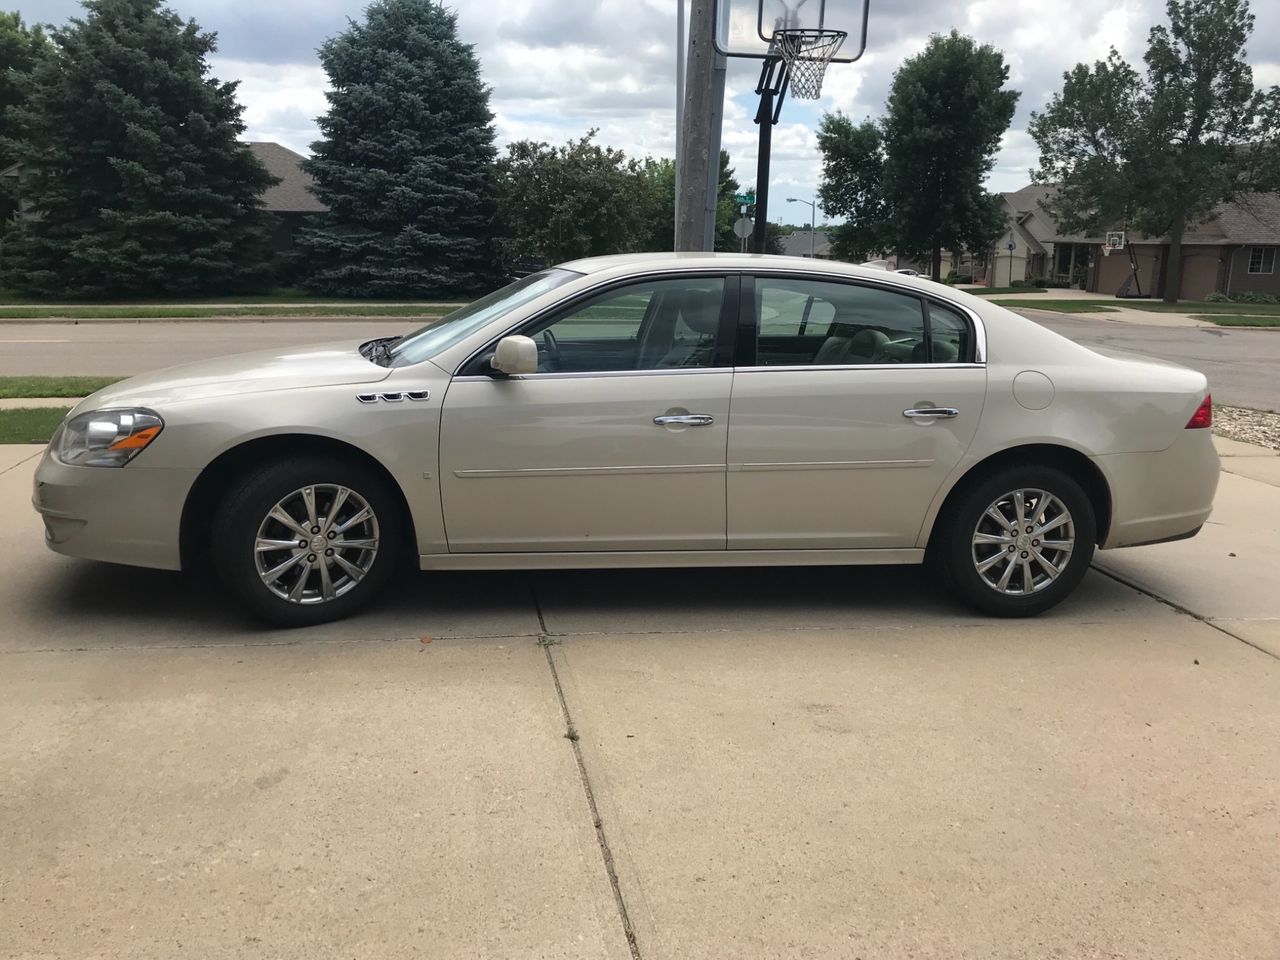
[1163,210,1186,304]
[931,245,942,281]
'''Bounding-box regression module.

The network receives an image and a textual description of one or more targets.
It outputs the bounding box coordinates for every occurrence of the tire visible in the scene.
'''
[212,455,405,627]
[931,465,1096,617]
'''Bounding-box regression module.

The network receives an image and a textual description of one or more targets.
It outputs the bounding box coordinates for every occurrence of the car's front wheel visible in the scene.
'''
[212,456,405,626]
[933,465,1096,617]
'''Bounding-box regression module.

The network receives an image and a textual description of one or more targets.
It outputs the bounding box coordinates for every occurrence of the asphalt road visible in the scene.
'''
[1,310,1276,410]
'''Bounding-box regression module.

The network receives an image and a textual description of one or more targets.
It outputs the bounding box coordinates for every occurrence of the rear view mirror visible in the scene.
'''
[490,335,539,376]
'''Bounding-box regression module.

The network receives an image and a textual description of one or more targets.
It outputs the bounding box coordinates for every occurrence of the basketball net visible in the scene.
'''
[769,29,847,99]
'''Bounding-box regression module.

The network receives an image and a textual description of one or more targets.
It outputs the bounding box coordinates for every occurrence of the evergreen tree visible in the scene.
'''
[714,150,741,252]
[0,11,52,171]
[298,0,497,298]
[2,0,276,298]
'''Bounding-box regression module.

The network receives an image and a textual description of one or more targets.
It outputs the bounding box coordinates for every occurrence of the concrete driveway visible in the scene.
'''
[2,443,1279,959]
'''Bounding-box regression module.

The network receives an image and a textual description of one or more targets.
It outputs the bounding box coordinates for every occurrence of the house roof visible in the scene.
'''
[248,142,327,214]
[1003,182,1280,247]
[781,229,832,258]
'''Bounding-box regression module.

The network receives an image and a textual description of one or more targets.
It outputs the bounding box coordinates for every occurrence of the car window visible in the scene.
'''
[388,268,580,367]
[925,301,973,363]
[524,276,726,373]
[755,277,966,366]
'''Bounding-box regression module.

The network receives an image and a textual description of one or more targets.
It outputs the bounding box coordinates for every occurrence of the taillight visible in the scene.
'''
[1185,394,1212,429]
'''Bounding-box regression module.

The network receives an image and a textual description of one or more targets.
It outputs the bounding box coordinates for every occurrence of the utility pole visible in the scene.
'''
[701,52,727,252]
[676,0,716,251]
[674,0,685,248]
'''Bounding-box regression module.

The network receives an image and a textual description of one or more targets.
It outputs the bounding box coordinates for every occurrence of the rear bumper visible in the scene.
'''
[1097,430,1220,549]
[31,450,197,571]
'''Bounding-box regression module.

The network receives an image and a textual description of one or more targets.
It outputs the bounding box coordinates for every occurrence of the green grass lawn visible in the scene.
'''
[0,304,459,320]
[0,407,70,444]
[1192,314,1280,327]
[0,376,124,399]
[989,299,1120,313]
[968,287,1049,295]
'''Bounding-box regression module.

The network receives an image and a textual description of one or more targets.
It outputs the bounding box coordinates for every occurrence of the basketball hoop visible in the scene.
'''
[1103,230,1125,258]
[770,28,847,99]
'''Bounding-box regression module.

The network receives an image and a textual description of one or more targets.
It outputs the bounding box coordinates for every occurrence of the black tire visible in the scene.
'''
[212,456,405,627]
[931,465,1096,617]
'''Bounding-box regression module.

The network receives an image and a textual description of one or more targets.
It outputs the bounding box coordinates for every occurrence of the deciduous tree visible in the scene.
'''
[298,0,498,297]
[1,0,275,298]
[1030,0,1280,302]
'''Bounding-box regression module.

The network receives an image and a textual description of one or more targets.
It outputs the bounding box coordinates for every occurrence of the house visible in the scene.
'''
[989,183,1280,300]
[1,141,327,253]
[781,228,833,259]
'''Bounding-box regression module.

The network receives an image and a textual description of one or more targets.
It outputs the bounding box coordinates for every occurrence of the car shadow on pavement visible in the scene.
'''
[9,553,1150,652]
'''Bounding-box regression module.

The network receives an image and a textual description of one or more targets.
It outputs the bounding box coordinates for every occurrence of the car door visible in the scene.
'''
[727,275,986,549]
[439,274,737,553]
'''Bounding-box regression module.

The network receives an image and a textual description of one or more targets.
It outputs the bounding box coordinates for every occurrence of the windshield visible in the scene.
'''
[388,268,582,367]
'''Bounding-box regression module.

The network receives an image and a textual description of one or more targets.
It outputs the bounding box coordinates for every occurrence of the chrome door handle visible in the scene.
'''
[903,407,960,420]
[654,414,715,426]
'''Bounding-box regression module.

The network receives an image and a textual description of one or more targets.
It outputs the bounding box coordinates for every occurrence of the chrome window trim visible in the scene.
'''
[451,367,732,383]
[733,362,986,374]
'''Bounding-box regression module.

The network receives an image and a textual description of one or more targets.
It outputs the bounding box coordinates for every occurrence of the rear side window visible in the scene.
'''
[755,277,969,366]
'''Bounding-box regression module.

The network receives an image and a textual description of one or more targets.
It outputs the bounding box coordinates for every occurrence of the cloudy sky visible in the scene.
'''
[16,0,1280,225]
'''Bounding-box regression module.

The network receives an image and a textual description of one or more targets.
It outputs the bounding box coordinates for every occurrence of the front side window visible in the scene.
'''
[1248,246,1275,275]
[754,277,970,366]
[388,268,581,366]
[522,276,726,373]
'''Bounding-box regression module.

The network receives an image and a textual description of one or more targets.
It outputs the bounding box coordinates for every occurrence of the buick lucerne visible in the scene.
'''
[33,254,1219,626]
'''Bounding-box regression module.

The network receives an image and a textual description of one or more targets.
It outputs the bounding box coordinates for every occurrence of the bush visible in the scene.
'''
[1230,290,1279,304]
[1203,291,1231,303]
[1031,276,1048,287]
[1010,278,1032,288]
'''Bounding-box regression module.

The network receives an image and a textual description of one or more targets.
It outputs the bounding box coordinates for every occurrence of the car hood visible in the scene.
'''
[77,340,392,410]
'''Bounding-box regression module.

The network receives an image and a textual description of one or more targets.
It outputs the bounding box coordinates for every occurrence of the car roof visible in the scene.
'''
[556,252,952,299]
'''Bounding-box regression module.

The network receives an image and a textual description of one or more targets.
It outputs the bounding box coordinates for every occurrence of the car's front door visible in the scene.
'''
[727,275,986,549]
[439,274,736,553]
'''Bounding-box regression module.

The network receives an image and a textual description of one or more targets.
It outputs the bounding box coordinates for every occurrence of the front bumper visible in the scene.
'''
[32,449,199,571]
[1098,429,1220,549]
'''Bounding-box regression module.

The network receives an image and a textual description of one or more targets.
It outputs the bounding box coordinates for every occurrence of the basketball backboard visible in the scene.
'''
[713,0,869,62]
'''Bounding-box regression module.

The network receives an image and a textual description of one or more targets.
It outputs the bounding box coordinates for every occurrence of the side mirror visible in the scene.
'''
[490,335,539,376]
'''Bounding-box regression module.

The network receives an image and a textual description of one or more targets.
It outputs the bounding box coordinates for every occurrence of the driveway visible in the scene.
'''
[3,441,1279,959]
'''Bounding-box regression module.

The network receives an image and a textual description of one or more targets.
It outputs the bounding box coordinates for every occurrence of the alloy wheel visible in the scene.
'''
[253,484,380,604]
[970,488,1075,596]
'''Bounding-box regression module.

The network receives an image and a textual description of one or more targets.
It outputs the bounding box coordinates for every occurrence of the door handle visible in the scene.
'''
[654,414,715,426]
[902,407,960,420]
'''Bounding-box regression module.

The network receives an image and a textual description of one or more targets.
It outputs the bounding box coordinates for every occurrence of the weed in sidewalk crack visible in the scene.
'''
[564,724,580,742]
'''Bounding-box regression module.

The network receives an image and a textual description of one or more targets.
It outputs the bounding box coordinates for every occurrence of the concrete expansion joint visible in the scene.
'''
[529,576,642,960]
[1090,563,1280,662]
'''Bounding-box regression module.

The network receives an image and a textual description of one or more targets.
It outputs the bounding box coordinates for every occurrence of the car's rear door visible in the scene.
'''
[439,273,738,553]
[726,274,986,549]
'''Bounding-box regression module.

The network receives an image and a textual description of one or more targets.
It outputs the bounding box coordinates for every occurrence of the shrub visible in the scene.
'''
[1230,290,1278,304]
[1031,276,1048,287]
[1203,291,1231,303]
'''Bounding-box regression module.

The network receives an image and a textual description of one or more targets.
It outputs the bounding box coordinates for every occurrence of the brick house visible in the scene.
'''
[989,183,1280,299]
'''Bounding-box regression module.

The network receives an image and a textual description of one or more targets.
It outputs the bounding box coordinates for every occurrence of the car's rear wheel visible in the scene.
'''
[933,465,1096,617]
[212,456,404,626]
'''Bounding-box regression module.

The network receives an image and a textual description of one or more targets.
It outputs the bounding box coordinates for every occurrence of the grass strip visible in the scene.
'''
[1194,314,1280,327]
[989,299,1120,313]
[968,287,1049,295]
[0,406,70,444]
[0,305,458,320]
[0,376,123,399]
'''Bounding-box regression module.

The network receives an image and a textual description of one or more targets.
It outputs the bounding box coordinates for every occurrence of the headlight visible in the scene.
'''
[53,408,164,467]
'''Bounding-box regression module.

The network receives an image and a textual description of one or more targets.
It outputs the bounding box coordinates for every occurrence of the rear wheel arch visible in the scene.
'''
[927,444,1112,551]
[180,434,415,571]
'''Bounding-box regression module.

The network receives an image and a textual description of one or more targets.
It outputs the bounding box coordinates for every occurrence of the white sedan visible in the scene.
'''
[32,254,1219,626]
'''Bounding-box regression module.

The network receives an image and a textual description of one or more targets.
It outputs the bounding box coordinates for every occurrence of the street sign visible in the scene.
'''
[733,216,754,239]
[735,192,755,206]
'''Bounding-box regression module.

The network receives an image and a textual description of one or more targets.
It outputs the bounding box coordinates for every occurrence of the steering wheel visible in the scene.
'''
[540,328,562,370]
